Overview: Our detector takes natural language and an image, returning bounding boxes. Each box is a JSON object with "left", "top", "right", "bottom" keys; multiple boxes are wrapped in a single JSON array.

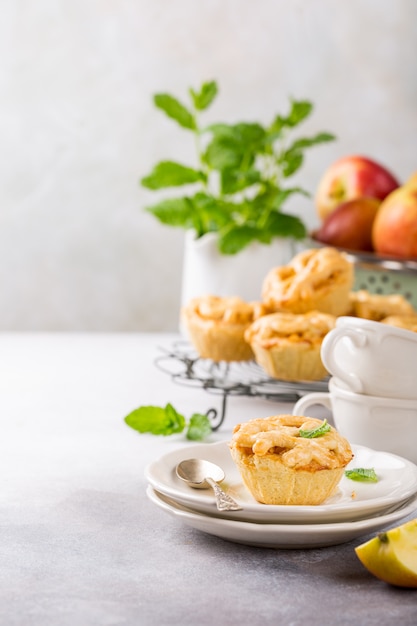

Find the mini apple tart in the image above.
[
  {"left": 381, "top": 315, "right": 417, "bottom": 333},
  {"left": 181, "top": 295, "right": 270, "bottom": 362},
  {"left": 229, "top": 414, "right": 353, "bottom": 505},
  {"left": 244, "top": 310, "right": 336, "bottom": 381},
  {"left": 349, "top": 290, "right": 416, "bottom": 321},
  {"left": 262, "top": 247, "right": 354, "bottom": 316}
]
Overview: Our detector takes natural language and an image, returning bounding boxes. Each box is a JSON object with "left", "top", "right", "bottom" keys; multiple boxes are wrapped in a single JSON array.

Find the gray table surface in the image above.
[{"left": 0, "top": 332, "right": 416, "bottom": 626}]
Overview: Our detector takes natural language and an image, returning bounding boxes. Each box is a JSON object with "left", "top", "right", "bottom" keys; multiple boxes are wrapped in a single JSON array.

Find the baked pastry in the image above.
[
  {"left": 181, "top": 295, "right": 269, "bottom": 362},
  {"left": 229, "top": 414, "right": 353, "bottom": 505},
  {"left": 381, "top": 315, "right": 417, "bottom": 333},
  {"left": 349, "top": 290, "right": 416, "bottom": 321},
  {"left": 244, "top": 311, "right": 336, "bottom": 381},
  {"left": 261, "top": 247, "right": 354, "bottom": 316}
]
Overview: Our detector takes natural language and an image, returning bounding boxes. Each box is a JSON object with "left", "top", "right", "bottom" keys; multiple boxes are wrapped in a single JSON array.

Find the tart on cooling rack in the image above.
[
  {"left": 181, "top": 295, "right": 270, "bottom": 362},
  {"left": 244, "top": 310, "right": 336, "bottom": 382},
  {"left": 261, "top": 247, "right": 354, "bottom": 316},
  {"left": 229, "top": 414, "right": 353, "bottom": 505},
  {"left": 380, "top": 314, "right": 417, "bottom": 333},
  {"left": 348, "top": 289, "right": 416, "bottom": 321}
]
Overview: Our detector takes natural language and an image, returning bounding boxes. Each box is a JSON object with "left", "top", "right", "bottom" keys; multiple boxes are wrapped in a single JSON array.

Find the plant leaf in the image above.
[
  {"left": 299, "top": 419, "right": 331, "bottom": 439},
  {"left": 189, "top": 81, "right": 218, "bottom": 111},
  {"left": 141, "top": 161, "right": 206, "bottom": 189},
  {"left": 263, "top": 211, "right": 307, "bottom": 239},
  {"left": 186, "top": 413, "right": 212, "bottom": 440},
  {"left": 278, "top": 132, "right": 335, "bottom": 178},
  {"left": 280, "top": 150, "right": 304, "bottom": 177},
  {"left": 220, "top": 168, "right": 261, "bottom": 194},
  {"left": 145, "top": 197, "right": 194, "bottom": 228},
  {"left": 164, "top": 403, "right": 187, "bottom": 433},
  {"left": 217, "top": 224, "right": 260, "bottom": 255},
  {"left": 345, "top": 468, "right": 379, "bottom": 483},
  {"left": 191, "top": 192, "right": 231, "bottom": 232},
  {"left": 153, "top": 93, "right": 196, "bottom": 130},
  {"left": 269, "top": 99, "right": 313, "bottom": 135},
  {"left": 234, "top": 123, "right": 266, "bottom": 149},
  {"left": 203, "top": 123, "right": 265, "bottom": 171},
  {"left": 287, "top": 99, "right": 313, "bottom": 126},
  {"left": 289, "top": 132, "right": 336, "bottom": 151},
  {"left": 203, "top": 135, "right": 243, "bottom": 170},
  {"left": 250, "top": 185, "right": 283, "bottom": 212},
  {"left": 124, "top": 403, "right": 186, "bottom": 436}
]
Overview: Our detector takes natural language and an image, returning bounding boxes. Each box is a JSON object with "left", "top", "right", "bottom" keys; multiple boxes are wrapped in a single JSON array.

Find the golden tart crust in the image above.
[
  {"left": 229, "top": 414, "right": 353, "bottom": 505},
  {"left": 262, "top": 247, "right": 354, "bottom": 316},
  {"left": 182, "top": 295, "right": 269, "bottom": 362},
  {"left": 244, "top": 311, "right": 336, "bottom": 381},
  {"left": 349, "top": 290, "right": 416, "bottom": 321},
  {"left": 381, "top": 314, "right": 417, "bottom": 333}
]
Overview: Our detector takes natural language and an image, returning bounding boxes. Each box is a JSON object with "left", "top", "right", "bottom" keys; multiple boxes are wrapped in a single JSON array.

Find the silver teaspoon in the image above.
[{"left": 175, "top": 459, "right": 242, "bottom": 511}]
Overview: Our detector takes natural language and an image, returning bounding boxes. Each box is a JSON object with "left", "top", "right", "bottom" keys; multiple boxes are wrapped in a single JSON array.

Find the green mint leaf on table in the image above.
[
  {"left": 345, "top": 468, "right": 379, "bottom": 483},
  {"left": 299, "top": 419, "right": 331, "bottom": 439},
  {"left": 186, "top": 413, "right": 212, "bottom": 441},
  {"left": 124, "top": 403, "right": 186, "bottom": 436},
  {"left": 153, "top": 94, "right": 196, "bottom": 130},
  {"left": 142, "top": 82, "right": 336, "bottom": 254},
  {"left": 189, "top": 80, "right": 218, "bottom": 111},
  {"left": 124, "top": 403, "right": 212, "bottom": 441},
  {"left": 141, "top": 161, "right": 206, "bottom": 189}
]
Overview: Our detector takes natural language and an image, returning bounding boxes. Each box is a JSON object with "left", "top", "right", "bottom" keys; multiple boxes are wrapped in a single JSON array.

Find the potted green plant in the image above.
[{"left": 141, "top": 80, "right": 335, "bottom": 303}]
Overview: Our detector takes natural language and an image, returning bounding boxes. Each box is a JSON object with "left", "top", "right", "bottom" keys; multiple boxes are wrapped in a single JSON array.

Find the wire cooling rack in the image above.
[{"left": 154, "top": 341, "right": 329, "bottom": 430}]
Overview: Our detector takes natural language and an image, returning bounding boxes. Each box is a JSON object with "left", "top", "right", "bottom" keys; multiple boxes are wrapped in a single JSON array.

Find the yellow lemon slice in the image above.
[{"left": 355, "top": 518, "right": 417, "bottom": 588}]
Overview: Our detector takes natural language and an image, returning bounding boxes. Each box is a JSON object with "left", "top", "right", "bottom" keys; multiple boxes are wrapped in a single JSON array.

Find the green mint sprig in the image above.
[
  {"left": 299, "top": 418, "right": 331, "bottom": 439},
  {"left": 141, "top": 80, "right": 336, "bottom": 255},
  {"left": 124, "top": 403, "right": 212, "bottom": 441},
  {"left": 345, "top": 468, "right": 379, "bottom": 483}
]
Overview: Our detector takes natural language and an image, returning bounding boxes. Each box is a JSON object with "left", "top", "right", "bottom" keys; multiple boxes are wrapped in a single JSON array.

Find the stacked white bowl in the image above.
[{"left": 294, "top": 316, "right": 417, "bottom": 464}]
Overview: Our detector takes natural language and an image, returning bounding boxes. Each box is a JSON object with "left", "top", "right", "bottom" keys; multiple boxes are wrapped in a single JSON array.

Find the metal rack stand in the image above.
[{"left": 154, "top": 341, "right": 328, "bottom": 431}]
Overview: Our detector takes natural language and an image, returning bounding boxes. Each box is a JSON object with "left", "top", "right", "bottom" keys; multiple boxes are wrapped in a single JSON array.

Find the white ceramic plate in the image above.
[
  {"left": 147, "top": 486, "right": 417, "bottom": 549},
  {"left": 145, "top": 441, "right": 417, "bottom": 524}
]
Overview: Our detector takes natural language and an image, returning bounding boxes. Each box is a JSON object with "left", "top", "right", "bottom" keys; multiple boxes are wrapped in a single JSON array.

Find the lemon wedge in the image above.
[{"left": 355, "top": 518, "right": 417, "bottom": 588}]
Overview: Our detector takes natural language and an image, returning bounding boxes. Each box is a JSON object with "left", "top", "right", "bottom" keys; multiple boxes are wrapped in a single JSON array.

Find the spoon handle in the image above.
[{"left": 205, "top": 477, "right": 243, "bottom": 511}]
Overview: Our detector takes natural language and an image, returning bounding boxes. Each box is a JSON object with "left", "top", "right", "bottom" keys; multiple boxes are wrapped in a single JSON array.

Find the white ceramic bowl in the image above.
[
  {"left": 320, "top": 316, "right": 417, "bottom": 399},
  {"left": 293, "top": 377, "right": 417, "bottom": 464}
]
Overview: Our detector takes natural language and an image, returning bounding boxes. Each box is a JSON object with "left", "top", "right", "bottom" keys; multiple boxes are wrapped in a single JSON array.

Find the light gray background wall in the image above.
[{"left": 2, "top": 0, "right": 416, "bottom": 331}]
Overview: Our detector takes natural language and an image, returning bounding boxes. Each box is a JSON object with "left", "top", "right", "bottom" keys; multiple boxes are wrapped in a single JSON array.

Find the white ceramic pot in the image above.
[{"left": 181, "top": 230, "right": 299, "bottom": 306}]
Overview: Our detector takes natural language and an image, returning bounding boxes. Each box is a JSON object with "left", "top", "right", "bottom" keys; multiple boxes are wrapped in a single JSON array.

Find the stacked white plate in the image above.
[{"left": 145, "top": 441, "right": 417, "bottom": 549}]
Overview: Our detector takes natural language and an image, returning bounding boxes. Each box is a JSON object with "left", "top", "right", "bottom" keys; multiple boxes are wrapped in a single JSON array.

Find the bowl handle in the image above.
[
  {"left": 320, "top": 327, "right": 367, "bottom": 393},
  {"left": 293, "top": 392, "right": 332, "bottom": 416}
]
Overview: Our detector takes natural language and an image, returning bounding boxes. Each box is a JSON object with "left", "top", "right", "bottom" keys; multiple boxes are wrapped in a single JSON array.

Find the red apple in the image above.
[
  {"left": 372, "top": 186, "right": 417, "bottom": 258},
  {"left": 313, "top": 197, "right": 380, "bottom": 251},
  {"left": 315, "top": 155, "right": 400, "bottom": 220}
]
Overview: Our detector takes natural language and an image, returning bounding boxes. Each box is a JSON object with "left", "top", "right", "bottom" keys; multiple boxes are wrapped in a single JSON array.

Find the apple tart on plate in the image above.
[{"left": 229, "top": 414, "right": 353, "bottom": 506}]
